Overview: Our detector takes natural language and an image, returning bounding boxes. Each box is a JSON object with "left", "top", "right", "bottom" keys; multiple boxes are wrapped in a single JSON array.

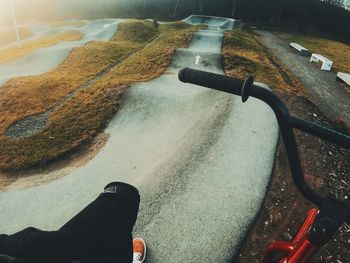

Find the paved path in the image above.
[
  {"left": 257, "top": 30, "right": 350, "bottom": 128},
  {"left": 0, "top": 18, "right": 279, "bottom": 262},
  {"left": 0, "top": 20, "right": 86, "bottom": 51},
  {"left": 0, "top": 19, "right": 122, "bottom": 86}
]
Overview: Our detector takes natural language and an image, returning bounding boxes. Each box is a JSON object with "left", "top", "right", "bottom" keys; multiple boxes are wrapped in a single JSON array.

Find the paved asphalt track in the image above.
[
  {"left": 0, "top": 16, "right": 279, "bottom": 262},
  {"left": 0, "top": 19, "right": 122, "bottom": 86},
  {"left": 0, "top": 19, "right": 89, "bottom": 51}
]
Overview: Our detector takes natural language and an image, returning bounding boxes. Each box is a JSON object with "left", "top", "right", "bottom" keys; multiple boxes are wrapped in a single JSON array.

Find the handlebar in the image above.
[{"left": 178, "top": 68, "right": 350, "bottom": 219}]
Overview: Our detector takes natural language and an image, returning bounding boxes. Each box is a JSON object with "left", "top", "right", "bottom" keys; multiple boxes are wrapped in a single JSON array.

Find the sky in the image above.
[
  {"left": 0, "top": 0, "right": 349, "bottom": 27},
  {"left": 0, "top": 0, "right": 72, "bottom": 24},
  {"left": 0, "top": 0, "right": 132, "bottom": 26},
  {"left": 0, "top": 0, "right": 11, "bottom": 25}
]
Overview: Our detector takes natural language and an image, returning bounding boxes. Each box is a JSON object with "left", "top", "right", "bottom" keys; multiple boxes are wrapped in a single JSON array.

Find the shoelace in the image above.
[{"left": 133, "top": 252, "right": 143, "bottom": 262}]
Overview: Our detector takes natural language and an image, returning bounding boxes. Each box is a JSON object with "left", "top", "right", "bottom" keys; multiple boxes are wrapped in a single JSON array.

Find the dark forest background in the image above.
[
  {"left": 80, "top": 0, "right": 350, "bottom": 39},
  {"left": 8, "top": 0, "right": 350, "bottom": 40}
]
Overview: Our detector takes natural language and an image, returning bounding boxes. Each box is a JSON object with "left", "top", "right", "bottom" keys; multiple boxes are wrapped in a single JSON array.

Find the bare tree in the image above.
[
  {"left": 173, "top": 0, "right": 180, "bottom": 17},
  {"left": 198, "top": 0, "right": 207, "bottom": 14},
  {"left": 143, "top": 0, "right": 147, "bottom": 17},
  {"left": 192, "top": 0, "right": 196, "bottom": 14},
  {"left": 10, "top": 0, "right": 21, "bottom": 46},
  {"left": 231, "top": 0, "right": 238, "bottom": 18},
  {"left": 323, "top": 0, "right": 344, "bottom": 7}
]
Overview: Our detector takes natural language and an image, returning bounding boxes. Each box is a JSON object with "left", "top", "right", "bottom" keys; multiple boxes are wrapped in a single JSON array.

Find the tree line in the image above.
[
  {"left": 109, "top": 0, "right": 350, "bottom": 40},
  {"left": 11, "top": 0, "right": 350, "bottom": 40}
]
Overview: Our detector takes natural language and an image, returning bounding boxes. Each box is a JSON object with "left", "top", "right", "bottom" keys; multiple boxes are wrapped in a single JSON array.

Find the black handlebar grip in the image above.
[{"left": 178, "top": 68, "right": 245, "bottom": 96}]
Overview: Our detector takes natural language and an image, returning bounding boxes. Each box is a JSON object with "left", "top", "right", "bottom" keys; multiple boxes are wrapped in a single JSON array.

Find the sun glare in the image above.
[{"left": 0, "top": 0, "right": 12, "bottom": 27}]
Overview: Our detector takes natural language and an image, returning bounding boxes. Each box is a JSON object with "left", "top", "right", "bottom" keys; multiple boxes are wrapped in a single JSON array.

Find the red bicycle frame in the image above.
[{"left": 262, "top": 209, "right": 319, "bottom": 263}]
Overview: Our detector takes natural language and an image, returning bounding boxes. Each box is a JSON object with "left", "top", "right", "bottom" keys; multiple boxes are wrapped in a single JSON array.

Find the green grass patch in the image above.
[
  {"left": 223, "top": 29, "right": 305, "bottom": 96},
  {"left": 224, "top": 55, "right": 258, "bottom": 74},
  {"left": 117, "top": 20, "right": 159, "bottom": 43},
  {"left": 223, "top": 29, "right": 261, "bottom": 52},
  {"left": 275, "top": 32, "right": 350, "bottom": 73}
]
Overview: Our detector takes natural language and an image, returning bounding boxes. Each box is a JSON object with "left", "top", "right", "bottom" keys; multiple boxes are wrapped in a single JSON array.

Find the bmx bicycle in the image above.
[{"left": 178, "top": 68, "right": 350, "bottom": 263}]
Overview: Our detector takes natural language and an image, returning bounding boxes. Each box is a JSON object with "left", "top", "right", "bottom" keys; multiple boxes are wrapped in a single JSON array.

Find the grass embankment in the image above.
[
  {"left": 223, "top": 28, "right": 305, "bottom": 96},
  {"left": 0, "top": 30, "right": 83, "bottom": 64},
  {"left": 224, "top": 29, "right": 350, "bottom": 263},
  {"left": 276, "top": 32, "right": 350, "bottom": 73},
  {"left": 0, "top": 20, "right": 198, "bottom": 171},
  {"left": 0, "top": 28, "right": 33, "bottom": 47},
  {"left": 51, "top": 20, "right": 87, "bottom": 28}
]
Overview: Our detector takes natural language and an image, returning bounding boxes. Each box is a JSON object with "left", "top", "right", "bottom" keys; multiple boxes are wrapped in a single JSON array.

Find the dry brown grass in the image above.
[
  {"left": 0, "top": 27, "right": 33, "bottom": 47},
  {"left": 51, "top": 20, "right": 87, "bottom": 28},
  {"left": 0, "top": 20, "right": 198, "bottom": 171},
  {"left": 275, "top": 32, "right": 350, "bottom": 73},
  {"left": 223, "top": 29, "right": 305, "bottom": 96},
  {"left": 0, "top": 21, "right": 156, "bottom": 128},
  {"left": 0, "top": 30, "right": 83, "bottom": 64}
]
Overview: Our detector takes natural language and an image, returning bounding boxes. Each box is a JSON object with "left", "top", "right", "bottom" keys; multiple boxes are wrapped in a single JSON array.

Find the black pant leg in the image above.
[
  {"left": 59, "top": 182, "right": 140, "bottom": 261},
  {"left": 0, "top": 228, "right": 71, "bottom": 263},
  {"left": 0, "top": 182, "right": 140, "bottom": 263}
]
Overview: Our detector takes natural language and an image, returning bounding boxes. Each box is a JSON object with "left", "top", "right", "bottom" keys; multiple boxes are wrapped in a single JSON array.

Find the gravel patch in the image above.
[{"left": 5, "top": 112, "right": 51, "bottom": 138}]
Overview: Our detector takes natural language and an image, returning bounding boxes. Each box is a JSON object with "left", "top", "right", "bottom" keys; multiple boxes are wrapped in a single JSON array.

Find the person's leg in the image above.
[
  {"left": 60, "top": 182, "right": 140, "bottom": 262},
  {"left": 0, "top": 182, "right": 140, "bottom": 263},
  {"left": 0, "top": 227, "right": 71, "bottom": 263}
]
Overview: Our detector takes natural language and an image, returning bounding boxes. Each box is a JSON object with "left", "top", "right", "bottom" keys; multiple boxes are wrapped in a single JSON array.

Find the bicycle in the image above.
[{"left": 178, "top": 68, "right": 350, "bottom": 263}]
